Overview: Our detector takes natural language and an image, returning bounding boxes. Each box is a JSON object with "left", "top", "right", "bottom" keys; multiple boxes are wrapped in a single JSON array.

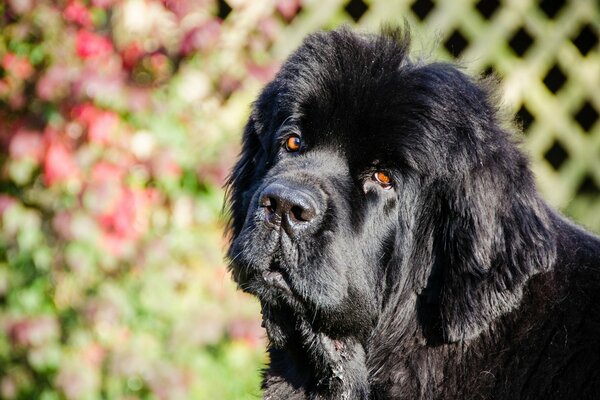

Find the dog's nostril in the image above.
[
  {"left": 260, "top": 196, "right": 276, "bottom": 214},
  {"left": 266, "top": 197, "right": 276, "bottom": 214},
  {"left": 290, "top": 205, "right": 303, "bottom": 222},
  {"left": 290, "top": 205, "right": 315, "bottom": 222}
]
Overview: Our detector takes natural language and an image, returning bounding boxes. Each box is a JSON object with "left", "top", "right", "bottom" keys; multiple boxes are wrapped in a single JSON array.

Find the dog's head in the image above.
[{"left": 226, "top": 27, "right": 556, "bottom": 348}]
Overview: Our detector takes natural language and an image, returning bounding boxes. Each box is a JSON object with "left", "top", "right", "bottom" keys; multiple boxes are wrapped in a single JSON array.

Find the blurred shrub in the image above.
[{"left": 0, "top": 1, "right": 293, "bottom": 398}]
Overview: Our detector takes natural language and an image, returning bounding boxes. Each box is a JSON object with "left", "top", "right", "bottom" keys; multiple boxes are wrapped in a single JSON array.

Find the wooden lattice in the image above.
[{"left": 222, "top": 0, "right": 600, "bottom": 231}]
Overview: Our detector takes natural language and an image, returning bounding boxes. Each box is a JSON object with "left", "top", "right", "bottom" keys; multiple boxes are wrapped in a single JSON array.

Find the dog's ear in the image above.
[
  {"left": 432, "top": 156, "right": 557, "bottom": 342},
  {"left": 397, "top": 64, "right": 559, "bottom": 342},
  {"left": 224, "top": 114, "right": 264, "bottom": 237},
  {"left": 225, "top": 82, "right": 279, "bottom": 237}
]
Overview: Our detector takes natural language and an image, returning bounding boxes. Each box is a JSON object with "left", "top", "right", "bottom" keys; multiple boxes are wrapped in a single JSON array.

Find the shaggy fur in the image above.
[{"left": 225, "top": 27, "right": 600, "bottom": 399}]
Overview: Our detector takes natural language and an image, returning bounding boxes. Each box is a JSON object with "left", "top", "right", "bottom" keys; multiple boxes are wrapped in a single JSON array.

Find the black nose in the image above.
[{"left": 259, "top": 183, "right": 320, "bottom": 236}]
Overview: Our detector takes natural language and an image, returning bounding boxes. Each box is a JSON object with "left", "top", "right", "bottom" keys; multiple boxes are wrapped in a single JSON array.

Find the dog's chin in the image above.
[
  {"left": 251, "top": 263, "right": 300, "bottom": 307},
  {"left": 262, "top": 268, "right": 293, "bottom": 295},
  {"left": 230, "top": 212, "right": 301, "bottom": 291},
  {"left": 229, "top": 232, "right": 299, "bottom": 305}
]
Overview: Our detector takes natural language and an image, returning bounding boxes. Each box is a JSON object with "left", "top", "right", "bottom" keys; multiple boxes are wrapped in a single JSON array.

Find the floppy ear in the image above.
[
  {"left": 225, "top": 80, "right": 281, "bottom": 237},
  {"left": 225, "top": 114, "right": 265, "bottom": 237},
  {"left": 432, "top": 157, "right": 557, "bottom": 342}
]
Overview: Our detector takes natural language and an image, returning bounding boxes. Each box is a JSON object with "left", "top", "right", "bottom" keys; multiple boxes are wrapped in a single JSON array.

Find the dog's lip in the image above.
[{"left": 262, "top": 269, "right": 292, "bottom": 294}]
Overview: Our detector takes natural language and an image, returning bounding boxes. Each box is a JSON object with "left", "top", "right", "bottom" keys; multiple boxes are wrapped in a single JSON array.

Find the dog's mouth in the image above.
[
  {"left": 262, "top": 266, "right": 292, "bottom": 295},
  {"left": 253, "top": 225, "right": 298, "bottom": 296}
]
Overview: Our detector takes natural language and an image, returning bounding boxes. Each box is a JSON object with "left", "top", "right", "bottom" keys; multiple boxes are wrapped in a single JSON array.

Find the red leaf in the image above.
[
  {"left": 2, "top": 53, "right": 33, "bottom": 80},
  {"left": 44, "top": 140, "right": 79, "bottom": 186},
  {"left": 76, "top": 30, "right": 114, "bottom": 59},
  {"left": 64, "top": 0, "right": 93, "bottom": 28}
]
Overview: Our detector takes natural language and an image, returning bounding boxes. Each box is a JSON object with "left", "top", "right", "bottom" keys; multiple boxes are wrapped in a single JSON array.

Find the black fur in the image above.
[{"left": 225, "top": 27, "right": 600, "bottom": 399}]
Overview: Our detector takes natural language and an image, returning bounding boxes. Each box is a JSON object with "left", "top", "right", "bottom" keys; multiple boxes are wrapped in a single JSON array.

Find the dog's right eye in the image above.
[
  {"left": 373, "top": 171, "right": 393, "bottom": 189},
  {"left": 284, "top": 134, "right": 302, "bottom": 153}
]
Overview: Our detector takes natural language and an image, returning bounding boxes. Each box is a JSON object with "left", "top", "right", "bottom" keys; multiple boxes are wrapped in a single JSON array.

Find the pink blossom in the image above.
[
  {"left": 91, "top": 0, "right": 116, "bottom": 8},
  {"left": 76, "top": 30, "right": 113, "bottom": 59},
  {"left": 84, "top": 298, "right": 121, "bottom": 327},
  {"left": 88, "top": 111, "right": 119, "bottom": 144},
  {"left": 148, "top": 363, "right": 192, "bottom": 400},
  {"left": 91, "top": 161, "right": 126, "bottom": 184},
  {"left": 71, "top": 102, "right": 98, "bottom": 124},
  {"left": 126, "top": 86, "right": 153, "bottom": 112},
  {"left": 52, "top": 211, "right": 74, "bottom": 240},
  {"left": 142, "top": 53, "right": 172, "bottom": 83},
  {"left": 181, "top": 20, "right": 221, "bottom": 55},
  {"left": 99, "top": 192, "right": 138, "bottom": 240},
  {"left": 153, "top": 151, "right": 182, "bottom": 180},
  {"left": 0, "top": 195, "right": 16, "bottom": 216},
  {"left": 85, "top": 162, "right": 127, "bottom": 218},
  {"left": 277, "top": 0, "right": 302, "bottom": 21},
  {"left": 0, "top": 375, "right": 18, "bottom": 399},
  {"left": 86, "top": 162, "right": 159, "bottom": 257},
  {"left": 259, "top": 16, "right": 280, "bottom": 41},
  {"left": 9, "top": 128, "right": 44, "bottom": 162},
  {"left": 2, "top": 53, "right": 34, "bottom": 80},
  {"left": 44, "top": 140, "right": 79, "bottom": 186},
  {"left": 71, "top": 104, "right": 120, "bottom": 144},
  {"left": 55, "top": 358, "right": 100, "bottom": 400},
  {"left": 198, "top": 163, "right": 230, "bottom": 187},
  {"left": 219, "top": 74, "right": 242, "bottom": 97},
  {"left": 82, "top": 342, "right": 106, "bottom": 367},
  {"left": 150, "top": 53, "right": 169, "bottom": 73},
  {"left": 228, "top": 318, "right": 264, "bottom": 349},
  {"left": 7, "top": 0, "right": 35, "bottom": 15},
  {"left": 120, "top": 41, "right": 144, "bottom": 70},
  {"left": 72, "top": 62, "right": 126, "bottom": 99},
  {"left": 64, "top": 1, "right": 93, "bottom": 28},
  {"left": 247, "top": 61, "right": 280, "bottom": 83},
  {"left": 36, "top": 64, "right": 74, "bottom": 101},
  {"left": 7, "top": 91, "right": 25, "bottom": 109},
  {"left": 97, "top": 187, "right": 157, "bottom": 257},
  {"left": 8, "top": 316, "right": 59, "bottom": 347},
  {"left": 161, "top": 0, "right": 209, "bottom": 19}
]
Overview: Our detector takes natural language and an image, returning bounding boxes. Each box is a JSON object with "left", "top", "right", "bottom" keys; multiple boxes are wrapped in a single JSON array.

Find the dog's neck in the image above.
[{"left": 263, "top": 316, "right": 370, "bottom": 399}]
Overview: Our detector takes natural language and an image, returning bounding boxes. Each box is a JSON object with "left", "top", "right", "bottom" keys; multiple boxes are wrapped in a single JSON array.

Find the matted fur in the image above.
[{"left": 225, "top": 27, "right": 600, "bottom": 399}]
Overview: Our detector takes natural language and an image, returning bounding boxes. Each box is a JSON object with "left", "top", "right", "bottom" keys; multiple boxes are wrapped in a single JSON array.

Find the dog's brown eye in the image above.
[
  {"left": 373, "top": 171, "right": 392, "bottom": 189},
  {"left": 285, "top": 135, "right": 302, "bottom": 152}
]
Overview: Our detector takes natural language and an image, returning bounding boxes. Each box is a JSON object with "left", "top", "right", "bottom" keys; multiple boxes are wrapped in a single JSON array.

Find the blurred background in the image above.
[{"left": 0, "top": 0, "right": 598, "bottom": 399}]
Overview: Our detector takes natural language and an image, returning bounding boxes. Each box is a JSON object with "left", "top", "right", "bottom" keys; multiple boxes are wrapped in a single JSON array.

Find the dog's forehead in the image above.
[
  {"left": 300, "top": 104, "right": 400, "bottom": 166},
  {"left": 268, "top": 31, "right": 418, "bottom": 163},
  {"left": 281, "top": 69, "right": 405, "bottom": 164},
  {"left": 264, "top": 28, "right": 492, "bottom": 172}
]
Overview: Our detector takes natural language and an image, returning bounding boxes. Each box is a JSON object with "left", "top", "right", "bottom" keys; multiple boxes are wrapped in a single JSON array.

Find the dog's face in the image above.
[
  {"left": 230, "top": 142, "right": 395, "bottom": 339},
  {"left": 226, "top": 28, "right": 555, "bottom": 348},
  {"left": 228, "top": 30, "right": 421, "bottom": 344}
]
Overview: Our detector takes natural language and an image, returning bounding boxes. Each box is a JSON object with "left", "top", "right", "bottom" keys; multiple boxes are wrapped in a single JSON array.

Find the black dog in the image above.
[{"left": 225, "top": 27, "right": 600, "bottom": 399}]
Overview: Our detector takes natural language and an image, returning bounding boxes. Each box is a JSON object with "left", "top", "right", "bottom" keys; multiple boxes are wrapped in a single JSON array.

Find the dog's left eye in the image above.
[
  {"left": 284, "top": 134, "right": 302, "bottom": 153},
  {"left": 373, "top": 171, "right": 392, "bottom": 189}
]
